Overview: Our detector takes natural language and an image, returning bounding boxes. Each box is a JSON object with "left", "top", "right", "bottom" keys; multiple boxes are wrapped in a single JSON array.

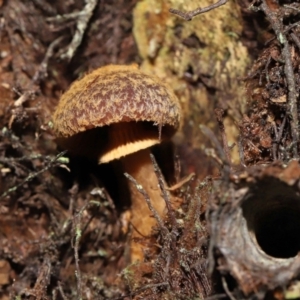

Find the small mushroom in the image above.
[{"left": 52, "top": 64, "right": 181, "bottom": 262}]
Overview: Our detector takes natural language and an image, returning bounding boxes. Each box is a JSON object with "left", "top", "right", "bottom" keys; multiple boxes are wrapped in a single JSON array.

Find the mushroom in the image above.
[{"left": 52, "top": 64, "right": 181, "bottom": 262}]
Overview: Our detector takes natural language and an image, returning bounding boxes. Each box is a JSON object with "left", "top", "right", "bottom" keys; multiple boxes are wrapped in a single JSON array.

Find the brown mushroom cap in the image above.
[{"left": 52, "top": 64, "right": 181, "bottom": 162}]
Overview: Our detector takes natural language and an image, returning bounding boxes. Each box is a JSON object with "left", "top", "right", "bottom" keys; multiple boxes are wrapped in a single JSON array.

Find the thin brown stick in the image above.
[
  {"left": 272, "top": 123, "right": 278, "bottom": 160},
  {"left": 13, "top": 36, "right": 64, "bottom": 106},
  {"left": 150, "top": 154, "right": 180, "bottom": 278},
  {"left": 238, "top": 135, "right": 246, "bottom": 167},
  {"left": 264, "top": 22, "right": 299, "bottom": 45},
  {"left": 124, "top": 172, "right": 167, "bottom": 233},
  {"left": 205, "top": 294, "right": 227, "bottom": 300},
  {"left": 72, "top": 205, "right": 86, "bottom": 300},
  {"left": 284, "top": 5, "right": 300, "bottom": 12},
  {"left": 0, "top": 151, "right": 68, "bottom": 199},
  {"left": 200, "top": 125, "right": 230, "bottom": 179},
  {"left": 260, "top": 0, "right": 299, "bottom": 158},
  {"left": 0, "top": 154, "right": 44, "bottom": 163},
  {"left": 276, "top": 114, "right": 287, "bottom": 160},
  {"left": 170, "top": 0, "right": 228, "bottom": 21},
  {"left": 277, "top": 114, "right": 287, "bottom": 143},
  {"left": 150, "top": 154, "right": 178, "bottom": 234},
  {"left": 8, "top": 36, "right": 64, "bottom": 127},
  {"left": 57, "top": 0, "right": 99, "bottom": 61},
  {"left": 221, "top": 277, "right": 237, "bottom": 300},
  {"left": 167, "top": 172, "right": 195, "bottom": 191},
  {"left": 291, "top": 31, "right": 300, "bottom": 51},
  {"left": 57, "top": 282, "right": 68, "bottom": 300},
  {"left": 32, "top": 36, "right": 64, "bottom": 85},
  {"left": 113, "top": 282, "right": 169, "bottom": 300},
  {"left": 264, "top": 55, "right": 272, "bottom": 83},
  {"left": 174, "top": 154, "right": 181, "bottom": 184},
  {"left": 215, "top": 108, "right": 232, "bottom": 167},
  {"left": 31, "top": 256, "right": 51, "bottom": 299}
]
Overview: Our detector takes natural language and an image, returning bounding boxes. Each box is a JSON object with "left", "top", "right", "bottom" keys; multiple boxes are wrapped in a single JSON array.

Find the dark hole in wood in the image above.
[{"left": 242, "top": 180, "right": 300, "bottom": 259}]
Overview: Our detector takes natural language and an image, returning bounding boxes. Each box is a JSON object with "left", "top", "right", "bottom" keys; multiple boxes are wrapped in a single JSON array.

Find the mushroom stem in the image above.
[{"left": 121, "top": 148, "right": 166, "bottom": 262}]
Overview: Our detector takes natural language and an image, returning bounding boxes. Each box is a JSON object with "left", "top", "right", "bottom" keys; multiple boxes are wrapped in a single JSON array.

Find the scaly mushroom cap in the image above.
[
  {"left": 53, "top": 64, "right": 180, "bottom": 137},
  {"left": 52, "top": 64, "right": 181, "bottom": 162}
]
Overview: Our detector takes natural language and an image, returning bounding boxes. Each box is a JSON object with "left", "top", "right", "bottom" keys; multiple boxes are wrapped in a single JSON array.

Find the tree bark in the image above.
[{"left": 133, "top": 0, "right": 250, "bottom": 178}]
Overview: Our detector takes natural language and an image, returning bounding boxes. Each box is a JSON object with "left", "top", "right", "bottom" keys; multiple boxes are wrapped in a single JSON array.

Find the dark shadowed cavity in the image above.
[{"left": 242, "top": 179, "right": 300, "bottom": 258}]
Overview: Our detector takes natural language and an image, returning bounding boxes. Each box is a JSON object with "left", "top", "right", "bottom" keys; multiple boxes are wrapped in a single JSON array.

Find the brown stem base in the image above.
[{"left": 121, "top": 148, "right": 166, "bottom": 262}]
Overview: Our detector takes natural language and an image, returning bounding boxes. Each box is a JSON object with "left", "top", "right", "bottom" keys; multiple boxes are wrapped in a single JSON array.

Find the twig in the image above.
[
  {"left": 0, "top": 151, "right": 67, "bottom": 199},
  {"left": 284, "top": 5, "right": 300, "bottom": 12},
  {"left": 22, "top": 256, "right": 51, "bottom": 299},
  {"left": 221, "top": 277, "right": 237, "bottom": 300},
  {"left": 260, "top": 0, "right": 299, "bottom": 158},
  {"left": 167, "top": 172, "right": 195, "bottom": 191},
  {"left": 72, "top": 204, "right": 88, "bottom": 300},
  {"left": 32, "top": 0, "right": 57, "bottom": 15},
  {"left": 57, "top": 0, "right": 99, "bottom": 61},
  {"left": 12, "top": 90, "right": 35, "bottom": 109},
  {"left": 73, "top": 222, "right": 82, "bottom": 300},
  {"left": 272, "top": 123, "right": 278, "bottom": 160},
  {"left": 13, "top": 36, "right": 63, "bottom": 102},
  {"left": 8, "top": 36, "right": 64, "bottom": 127},
  {"left": 277, "top": 114, "right": 287, "bottom": 144},
  {"left": 202, "top": 147, "right": 224, "bottom": 166},
  {"left": 215, "top": 108, "right": 232, "bottom": 168},
  {"left": 0, "top": 154, "right": 44, "bottom": 163},
  {"left": 32, "top": 36, "right": 65, "bottom": 85},
  {"left": 57, "top": 282, "right": 68, "bottom": 300},
  {"left": 182, "top": 185, "right": 203, "bottom": 241},
  {"left": 238, "top": 135, "right": 246, "bottom": 167},
  {"left": 124, "top": 172, "right": 167, "bottom": 233},
  {"left": 150, "top": 154, "right": 183, "bottom": 282},
  {"left": 264, "top": 55, "right": 272, "bottom": 83},
  {"left": 204, "top": 293, "right": 227, "bottom": 300},
  {"left": 169, "top": 0, "right": 228, "bottom": 21},
  {"left": 273, "top": 122, "right": 279, "bottom": 141},
  {"left": 68, "top": 183, "right": 79, "bottom": 216},
  {"left": 0, "top": 17, "right": 5, "bottom": 41},
  {"left": 113, "top": 282, "right": 169, "bottom": 300},
  {"left": 174, "top": 155, "right": 181, "bottom": 183},
  {"left": 150, "top": 154, "right": 177, "bottom": 231},
  {"left": 264, "top": 22, "right": 299, "bottom": 45},
  {"left": 273, "top": 114, "right": 287, "bottom": 160},
  {"left": 70, "top": 200, "right": 102, "bottom": 299},
  {"left": 32, "top": 256, "right": 51, "bottom": 297},
  {"left": 199, "top": 124, "right": 230, "bottom": 178},
  {"left": 291, "top": 31, "right": 300, "bottom": 52},
  {"left": 47, "top": 11, "right": 88, "bottom": 23}
]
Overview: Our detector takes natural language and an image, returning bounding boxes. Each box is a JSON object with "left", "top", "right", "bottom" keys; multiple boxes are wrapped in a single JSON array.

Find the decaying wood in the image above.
[{"left": 209, "top": 161, "right": 300, "bottom": 298}]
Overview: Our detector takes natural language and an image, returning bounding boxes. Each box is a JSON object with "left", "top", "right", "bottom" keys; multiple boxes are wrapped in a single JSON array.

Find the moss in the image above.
[{"left": 133, "top": 0, "right": 251, "bottom": 168}]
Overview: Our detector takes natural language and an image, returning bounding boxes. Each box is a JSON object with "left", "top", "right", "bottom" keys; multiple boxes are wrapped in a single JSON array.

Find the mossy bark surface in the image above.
[{"left": 133, "top": 0, "right": 250, "bottom": 177}]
